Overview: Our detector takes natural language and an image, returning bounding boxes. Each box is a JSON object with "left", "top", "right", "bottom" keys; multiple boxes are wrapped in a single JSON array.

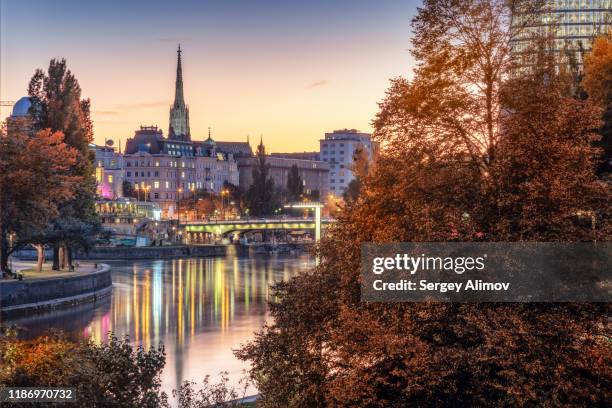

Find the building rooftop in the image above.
[
  {"left": 214, "top": 141, "right": 253, "bottom": 157},
  {"left": 11, "top": 97, "right": 32, "bottom": 117}
]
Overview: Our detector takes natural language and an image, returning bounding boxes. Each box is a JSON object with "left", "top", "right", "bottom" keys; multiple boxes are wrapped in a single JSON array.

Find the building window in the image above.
[
  {"left": 126, "top": 161, "right": 131, "bottom": 167},
  {"left": 108, "top": 175, "right": 113, "bottom": 183},
  {"left": 181, "top": 171, "right": 185, "bottom": 178},
  {"left": 154, "top": 171, "right": 159, "bottom": 177},
  {"left": 127, "top": 172, "right": 131, "bottom": 177},
  {"left": 154, "top": 181, "right": 159, "bottom": 189},
  {"left": 165, "top": 181, "right": 169, "bottom": 189},
  {"left": 154, "top": 193, "right": 159, "bottom": 199},
  {"left": 155, "top": 161, "right": 160, "bottom": 167}
]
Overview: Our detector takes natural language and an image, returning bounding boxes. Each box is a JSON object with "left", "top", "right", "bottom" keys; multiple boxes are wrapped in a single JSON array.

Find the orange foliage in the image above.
[{"left": 583, "top": 35, "right": 612, "bottom": 106}]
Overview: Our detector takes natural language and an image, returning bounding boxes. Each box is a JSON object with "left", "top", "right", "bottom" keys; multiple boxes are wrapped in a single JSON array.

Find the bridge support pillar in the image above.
[{"left": 315, "top": 206, "right": 321, "bottom": 242}]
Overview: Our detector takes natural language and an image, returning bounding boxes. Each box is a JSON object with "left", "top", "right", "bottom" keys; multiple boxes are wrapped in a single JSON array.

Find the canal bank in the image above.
[
  {"left": 13, "top": 244, "right": 312, "bottom": 262},
  {"left": 0, "top": 263, "right": 112, "bottom": 317},
  {"left": 73, "top": 243, "right": 311, "bottom": 260}
]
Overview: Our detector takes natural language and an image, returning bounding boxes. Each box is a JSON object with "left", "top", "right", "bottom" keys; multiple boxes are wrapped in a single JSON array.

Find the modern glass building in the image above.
[{"left": 511, "top": 0, "right": 612, "bottom": 65}]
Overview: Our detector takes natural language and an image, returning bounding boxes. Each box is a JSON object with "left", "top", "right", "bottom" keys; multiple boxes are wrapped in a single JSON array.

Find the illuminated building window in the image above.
[
  {"left": 154, "top": 181, "right": 160, "bottom": 189},
  {"left": 108, "top": 175, "right": 113, "bottom": 183}
]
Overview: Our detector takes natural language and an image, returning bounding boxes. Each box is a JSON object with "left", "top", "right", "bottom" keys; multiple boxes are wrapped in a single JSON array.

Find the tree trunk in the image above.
[
  {"left": 0, "top": 226, "right": 8, "bottom": 273},
  {"left": 66, "top": 246, "right": 73, "bottom": 271},
  {"left": 52, "top": 245, "right": 60, "bottom": 271},
  {"left": 35, "top": 244, "right": 45, "bottom": 273},
  {"left": 59, "top": 246, "right": 66, "bottom": 270}
]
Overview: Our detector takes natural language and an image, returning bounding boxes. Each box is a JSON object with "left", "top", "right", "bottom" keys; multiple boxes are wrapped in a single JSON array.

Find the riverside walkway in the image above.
[{"left": 0, "top": 261, "right": 111, "bottom": 316}]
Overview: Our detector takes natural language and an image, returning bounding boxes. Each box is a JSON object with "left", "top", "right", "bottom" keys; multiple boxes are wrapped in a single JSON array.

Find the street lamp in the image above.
[
  {"left": 221, "top": 189, "right": 229, "bottom": 219},
  {"left": 190, "top": 186, "right": 196, "bottom": 221},
  {"left": 177, "top": 187, "right": 183, "bottom": 224},
  {"left": 134, "top": 184, "right": 140, "bottom": 201}
]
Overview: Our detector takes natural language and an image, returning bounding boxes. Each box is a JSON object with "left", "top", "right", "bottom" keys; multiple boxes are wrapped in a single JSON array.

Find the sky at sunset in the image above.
[{"left": 1, "top": 0, "right": 418, "bottom": 152}]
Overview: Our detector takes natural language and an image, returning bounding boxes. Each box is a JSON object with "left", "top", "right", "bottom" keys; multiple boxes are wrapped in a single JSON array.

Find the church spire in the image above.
[
  {"left": 169, "top": 44, "right": 190, "bottom": 141},
  {"left": 174, "top": 44, "right": 185, "bottom": 108}
]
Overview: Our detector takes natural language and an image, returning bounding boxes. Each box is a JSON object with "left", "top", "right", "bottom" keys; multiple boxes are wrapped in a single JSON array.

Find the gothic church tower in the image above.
[{"left": 168, "top": 45, "right": 191, "bottom": 141}]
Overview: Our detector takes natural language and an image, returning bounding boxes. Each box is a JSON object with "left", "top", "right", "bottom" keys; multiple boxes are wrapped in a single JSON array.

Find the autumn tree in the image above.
[
  {"left": 583, "top": 34, "right": 612, "bottom": 176},
  {"left": 0, "top": 332, "right": 167, "bottom": 407},
  {"left": 28, "top": 59, "right": 100, "bottom": 270},
  {"left": 245, "top": 141, "right": 277, "bottom": 216},
  {"left": 237, "top": 1, "right": 611, "bottom": 406},
  {"left": 343, "top": 146, "right": 370, "bottom": 204},
  {"left": 286, "top": 164, "right": 304, "bottom": 202},
  {"left": 0, "top": 124, "right": 79, "bottom": 273}
]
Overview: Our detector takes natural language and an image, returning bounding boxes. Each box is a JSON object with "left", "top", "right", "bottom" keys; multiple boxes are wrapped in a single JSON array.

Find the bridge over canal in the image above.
[{"left": 182, "top": 217, "right": 335, "bottom": 241}]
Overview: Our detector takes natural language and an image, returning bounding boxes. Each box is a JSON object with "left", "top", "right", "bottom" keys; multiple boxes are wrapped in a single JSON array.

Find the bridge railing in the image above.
[{"left": 183, "top": 216, "right": 336, "bottom": 225}]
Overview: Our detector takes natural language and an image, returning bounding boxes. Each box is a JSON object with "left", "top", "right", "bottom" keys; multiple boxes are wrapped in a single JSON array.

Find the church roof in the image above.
[{"left": 215, "top": 141, "right": 253, "bottom": 157}]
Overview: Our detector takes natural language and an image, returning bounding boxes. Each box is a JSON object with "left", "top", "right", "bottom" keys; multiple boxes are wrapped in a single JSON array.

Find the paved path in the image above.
[{"left": 1, "top": 261, "right": 98, "bottom": 283}]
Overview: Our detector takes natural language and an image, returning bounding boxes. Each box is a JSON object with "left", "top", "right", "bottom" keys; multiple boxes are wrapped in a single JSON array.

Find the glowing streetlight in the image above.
[{"left": 177, "top": 187, "right": 184, "bottom": 224}]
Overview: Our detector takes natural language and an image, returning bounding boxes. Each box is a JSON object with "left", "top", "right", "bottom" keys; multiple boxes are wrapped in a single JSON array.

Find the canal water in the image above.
[{"left": 4, "top": 252, "right": 314, "bottom": 398}]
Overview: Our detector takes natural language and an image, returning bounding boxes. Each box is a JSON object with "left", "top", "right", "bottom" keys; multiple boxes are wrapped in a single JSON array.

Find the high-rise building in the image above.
[
  {"left": 168, "top": 45, "right": 191, "bottom": 141},
  {"left": 511, "top": 1, "right": 612, "bottom": 65},
  {"left": 319, "top": 129, "right": 378, "bottom": 197}
]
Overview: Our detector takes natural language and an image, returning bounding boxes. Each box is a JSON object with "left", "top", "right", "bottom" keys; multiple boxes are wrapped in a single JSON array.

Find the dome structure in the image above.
[
  {"left": 203, "top": 135, "right": 216, "bottom": 147},
  {"left": 11, "top": 97, "right": 32, "bottom": 117}
]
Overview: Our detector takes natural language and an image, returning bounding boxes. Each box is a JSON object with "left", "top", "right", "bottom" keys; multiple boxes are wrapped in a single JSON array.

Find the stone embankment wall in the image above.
[
  {"left": 75, "top": 243, "right": 311, "bottom": 260},
  {"left": 0, "top": 264, "right": 112, "bottom": 316}
]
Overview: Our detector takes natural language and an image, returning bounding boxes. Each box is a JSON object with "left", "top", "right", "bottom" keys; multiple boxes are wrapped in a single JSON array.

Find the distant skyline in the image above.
[{"left": 0, "top": 0, "right": 418, "bottom": 152}]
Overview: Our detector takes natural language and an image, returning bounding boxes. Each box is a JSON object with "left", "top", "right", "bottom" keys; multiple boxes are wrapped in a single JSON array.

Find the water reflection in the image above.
[{"left": 5, "top": 253, "right": 313, "bottom": 396}]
